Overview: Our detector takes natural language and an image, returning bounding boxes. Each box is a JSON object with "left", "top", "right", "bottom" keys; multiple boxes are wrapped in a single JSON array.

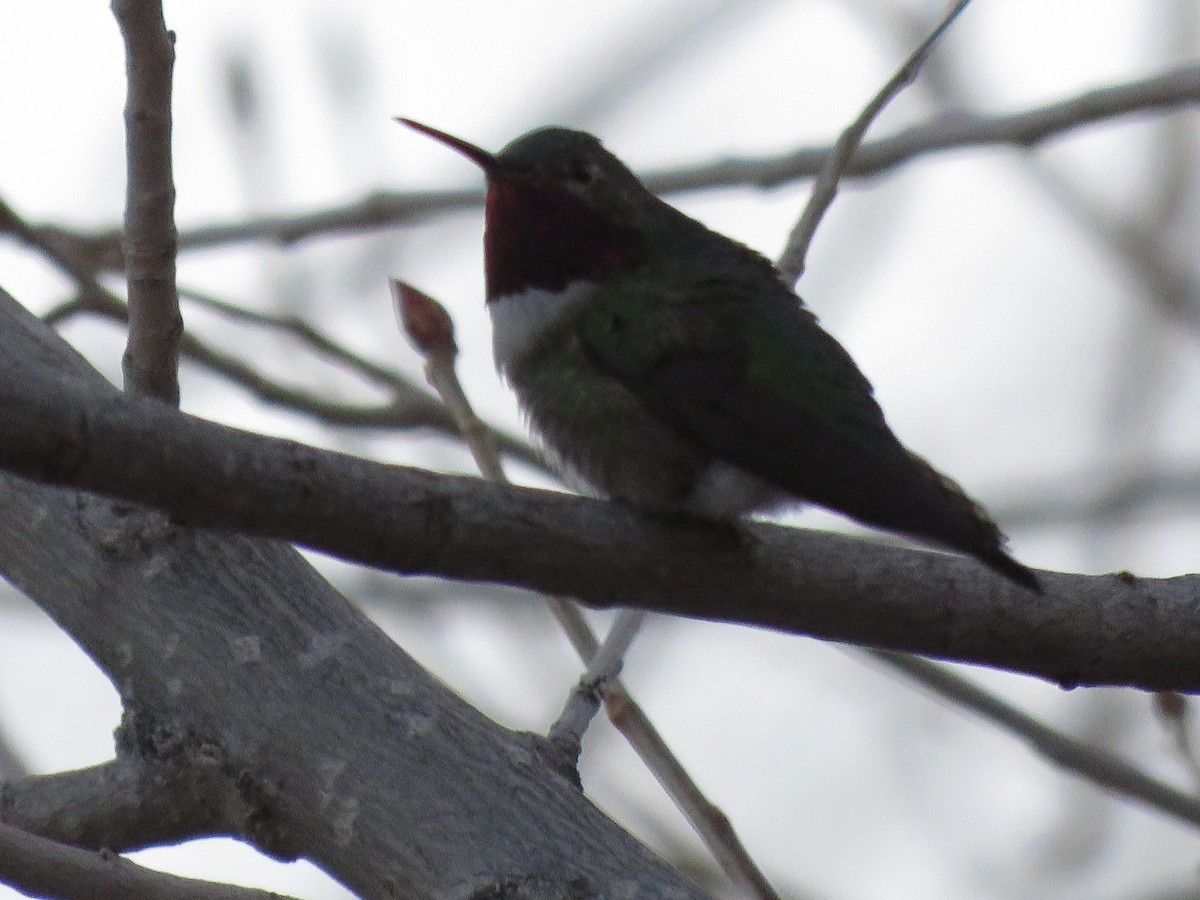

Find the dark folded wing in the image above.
[{"left": 579, "top": 271, "right": 1038, "bottom": 590}]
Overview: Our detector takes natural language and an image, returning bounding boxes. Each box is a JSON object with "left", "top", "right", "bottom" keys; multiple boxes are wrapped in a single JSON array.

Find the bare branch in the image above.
[
  {"left": 776, "top": 0, "right": 972, "bottom": 285},
  {"left": 0, "top": 821, "right": 293, "bottom": 900},
  {"left": 553, "top": 605, "right": 794, "bottom": 900},
  {"left": 13, "top": 66, "right": 1198, "bottom": 260},
  {"left": 0, "top": 284, "right": 1195, "bottom": 693},
  {"left": 1, "top": 757, "right": 235, "bottom": 852},
  {"left": 866, "top": 651, "right": 1200, "bottom": 831},
  {"left": 178, "top": 285, "right": 409, "bottom": 392},
  {"left": 112, "top": 0, "right": 182, "bottom": 403},
  {"left": 174, "top": 187, "right": 479, "bottom": 248},
  {"left": 56, "top": 288, "right": 545, "bottom": 469},
  {"left": 0, "top": 197, "right": 116, "bottom": 298},
  {"left": 867, "top": 6, "right": 1200, "bottom": 339},
  {"left": 0, "top": 200, "right": 543, "bottom": 469},
  {"left": 652, "top": 63, "right": 1200, "bottom": 190}
]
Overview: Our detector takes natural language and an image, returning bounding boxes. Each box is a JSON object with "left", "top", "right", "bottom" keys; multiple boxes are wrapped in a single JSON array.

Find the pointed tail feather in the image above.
[{"left": 895, "top": 454, "right": 1042, "bottom": 594}]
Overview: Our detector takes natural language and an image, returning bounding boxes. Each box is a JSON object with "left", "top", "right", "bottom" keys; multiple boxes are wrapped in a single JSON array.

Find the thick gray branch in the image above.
[
  {"left": 0, "top": 287, "right": 706, "bottom": 898},
  {"left": 0, "top": 289, "right": 1189, "bottom": 693}
]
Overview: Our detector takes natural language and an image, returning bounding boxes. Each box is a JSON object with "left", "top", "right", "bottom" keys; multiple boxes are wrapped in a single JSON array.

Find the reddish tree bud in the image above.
[{"left": 391, "top": 279, "right": 458, "bottom": 358}]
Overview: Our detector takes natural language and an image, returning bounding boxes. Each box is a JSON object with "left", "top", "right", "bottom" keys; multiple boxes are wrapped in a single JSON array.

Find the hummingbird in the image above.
[{"left": 398, "top": 118, "right": 1040, "bottom": 593}]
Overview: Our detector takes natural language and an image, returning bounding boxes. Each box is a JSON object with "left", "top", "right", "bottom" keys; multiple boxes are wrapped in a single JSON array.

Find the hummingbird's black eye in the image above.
[{"left": 565, "top": 157, "right": 601, "bottom": 186}]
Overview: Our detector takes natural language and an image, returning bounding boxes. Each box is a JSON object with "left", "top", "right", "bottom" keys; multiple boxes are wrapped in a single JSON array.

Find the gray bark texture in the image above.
[{"left": 0, "top": 285, "right": 708, "bottom": 898}]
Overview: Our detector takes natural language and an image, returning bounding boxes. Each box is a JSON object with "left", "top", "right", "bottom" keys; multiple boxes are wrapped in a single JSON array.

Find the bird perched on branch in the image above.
[{"left": 399, "top": 118, "right": 1040, "bottom": 593}]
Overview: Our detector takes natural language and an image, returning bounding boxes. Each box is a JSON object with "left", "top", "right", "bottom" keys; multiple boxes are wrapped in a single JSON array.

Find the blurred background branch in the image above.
[{"left": 3, "top": 63, "right": 1194, "bottom": 261}]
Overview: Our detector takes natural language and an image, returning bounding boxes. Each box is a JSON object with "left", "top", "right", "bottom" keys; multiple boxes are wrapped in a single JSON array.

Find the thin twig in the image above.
[
  {"left": 873, "top": 4, "right": 1200, "bottom": 338},
  {"left": 112, "top": 0, "right": 182, "bottom": 403},
  {"left": 772, "top": 5, "right": 1200, "bottom": 836},
  {"left": 867, "top": 651, "right": 1200, "bottom": 829},
  {"left": 654, "top": 63, "right": 1200, "bottom": 191},
  {"left": 547, "top": 607, "right": 648, "bottom": 771},
  {"left": 177, "top": 284, "right": 421, "bottom": 393},
  {"left": 0, "top": 199, "right": 545, "bottom": 469},
  {"left": 13, "top": 65, "right": 1199, "bottom": 262},
  {"left": 549, "top": 606, "right": 651, "bottom": 772},
  {"left": 391, "top": 280, "right": 784, "bottom": 900},
  {"left": 0, "top": 820, "right": 295, "bottom": 900},
  {"left": 582, "top": 609, "right": 648, "bottom": 685},
  {"left": 0, "top": 198, "right": 114, "bottom": 298},
  {"left": 71, "top": 291, "right": 545, "bottom": 468},
  {"left": 392, "top": 280, "right": 641, "bottom": 749},
  {"left": 1155, "top": 693, "right": 1200, "bottom": 790},
  {"left": 776, "top": 0, "right": 972, "bottom": 285}
]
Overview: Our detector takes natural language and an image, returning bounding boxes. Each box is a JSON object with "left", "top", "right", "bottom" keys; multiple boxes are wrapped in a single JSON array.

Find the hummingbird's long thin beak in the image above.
[{"left": 395, "top": 118, "right": 498, "bottom": 174}]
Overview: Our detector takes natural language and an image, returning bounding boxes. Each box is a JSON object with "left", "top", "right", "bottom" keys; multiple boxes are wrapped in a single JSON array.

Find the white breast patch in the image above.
[{"left": 489, "top": 281, "right": 595, "bottom": 374}]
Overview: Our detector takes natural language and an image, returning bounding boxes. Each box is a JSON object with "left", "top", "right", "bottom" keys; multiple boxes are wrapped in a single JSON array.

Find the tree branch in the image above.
[
  {"left": 112, "top": 0, "right": 182, "bottom": 403},
  {"left": 178, "top": 284, "right": 417, "bottom": 393},
  {"left": 866, "top": 651, "right": 1200, "bottom": 829},
  {"left": 1, "top": 757, "right": 234, "bottom": 851},
  {"left": 12, "top": 65, "right": 1199, "bottom": 261},
  {"left": 0, "top": 287, "right": 709, "bottom": 898},
  {"left": 776, "top": 0, "right": 972, "bottom": 284},
  {"left": 0, "top": 286, "right": 1190, "bottom": 693},
  {"left": 0, "top": 821, "right": 294, "bottom": 900},
  {"left": 0, "top": 195, "right": 543, "bottom": 469},
  {"left": 54, "top": 288, "right": 545, "bottom": 469},
  {"left": 651, "top": 62, "right": 1200, "bottom": 190}
]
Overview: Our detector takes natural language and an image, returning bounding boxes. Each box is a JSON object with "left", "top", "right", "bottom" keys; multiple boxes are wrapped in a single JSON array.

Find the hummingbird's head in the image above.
[{"left": 398, "top": 119, "right": 648, "bottom": 300}]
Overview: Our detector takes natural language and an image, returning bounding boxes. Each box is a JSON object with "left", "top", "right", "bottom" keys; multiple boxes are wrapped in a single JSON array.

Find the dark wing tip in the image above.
[{"left": 904, "top": 458, "right": 1042, "bottom": 594}]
